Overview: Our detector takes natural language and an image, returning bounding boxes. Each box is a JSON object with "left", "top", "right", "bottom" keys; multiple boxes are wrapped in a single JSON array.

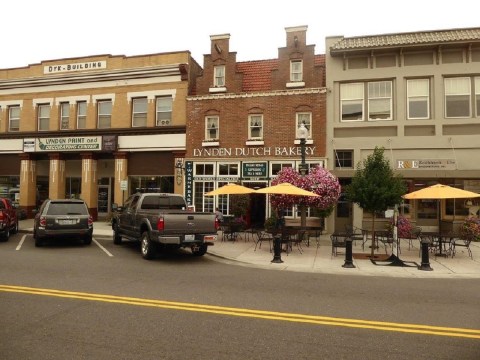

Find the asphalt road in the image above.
[{"left": 1, "top": 233, "right": 479, "bottom": 359}]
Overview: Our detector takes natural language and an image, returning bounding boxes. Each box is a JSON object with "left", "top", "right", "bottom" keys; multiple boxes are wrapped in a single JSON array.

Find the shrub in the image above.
[{"left": 386, "top": 214, "right": 413, "bottom": 238}]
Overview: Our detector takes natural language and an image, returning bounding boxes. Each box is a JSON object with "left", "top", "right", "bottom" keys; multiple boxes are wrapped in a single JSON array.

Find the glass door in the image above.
[{"left": 97, "top": 185, "right": 110, "bottom": 217}]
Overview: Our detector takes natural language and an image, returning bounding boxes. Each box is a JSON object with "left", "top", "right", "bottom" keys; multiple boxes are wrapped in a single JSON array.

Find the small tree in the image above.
[{"left": 345, "top": 147, "right": 407, "bottom": 257}]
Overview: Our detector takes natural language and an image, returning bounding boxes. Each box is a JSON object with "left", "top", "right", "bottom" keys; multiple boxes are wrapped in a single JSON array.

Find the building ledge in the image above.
[
  {"left": 202, "top": 141, "right": 219, "bottom": 147},
  {"left": 246, "top": 140, "right": 265, "bottom": 146}
]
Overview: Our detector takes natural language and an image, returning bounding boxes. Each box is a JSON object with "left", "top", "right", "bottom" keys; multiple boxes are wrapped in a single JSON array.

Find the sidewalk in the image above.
[{"left": 18, "top": 219, "right": 480, "bottom": 278}]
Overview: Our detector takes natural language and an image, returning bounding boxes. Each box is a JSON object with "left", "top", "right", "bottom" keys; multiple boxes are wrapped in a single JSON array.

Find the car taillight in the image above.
[
  {"left": 157, "top": 217, "right": 164, "bottom": 231},
  {"left": 88, "top": 216, "right": 93, "bottom": 226},
  {"left": 39, "top": 216, "right": 47, "bottom": 227},
  {"left": 215, "top": 217, "right": 220, "bottom": 230}
]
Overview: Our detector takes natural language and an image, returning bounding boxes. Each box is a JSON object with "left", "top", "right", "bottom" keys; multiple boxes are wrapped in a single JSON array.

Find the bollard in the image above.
[
  {"left": 342, "top": 237, "right": 356, "bottom": 268},
  {"left": 418, "top": 238, "right": 433, "bottom": 271},
  {"left": 271, "top": 235, "right": 284, "bottom": 263}
]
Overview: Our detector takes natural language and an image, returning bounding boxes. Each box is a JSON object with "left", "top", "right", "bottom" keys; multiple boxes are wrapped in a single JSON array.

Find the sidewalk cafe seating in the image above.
[
  {"left": 255, "top": 228, "right": 275, "bottom": 252},
  {"left": 452, "top": 236, "right": 474, "bottom": 259},
  {"left": 401, "top": 226, "right": 422, "bottom": 250},
  {"left": 345, "top": 225, "right": 366, "bottom": 250},
  {"left": 418, "top": 233, "right": 440, "bottom": 257},
  {"left": 330, "top": 233, "right": 349, "bottom": 256},
  {"left": 375, "top": 230, "right": 397, "bottom": 254}
]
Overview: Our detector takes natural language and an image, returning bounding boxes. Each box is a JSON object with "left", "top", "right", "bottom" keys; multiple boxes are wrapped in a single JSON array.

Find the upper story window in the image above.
[
  {"left": 218, "top": 163, "right": 239, "bottom": 176},
  {"left": 340, "top": 83, "right": 364, "bottom": 121},
  {"left": 132, "top": 97, "right": 147, "bottom": 127},
  {"left": 334, "top": 150, "right": 353, "bottom": 169},
  {"left": 445, "top": 77, "right": 471, "bottom": 118},
  {"left": 38, "top": 104, "right": 50, "bottom": 131},
  {"left": 296, "top": 113, "right": 312, "bottom": 138},
  {"left": 8, "top": 105, "right": 20, "bottom": 132},
  {"left": 248, "top": 115, "right": 263, "bottom": 139},
  {"left": 476, "top": 77, "right": 480, "bottom": 117},
  {"left": 206, "top": 116, "right": 219, "bottom": 140},
  {"left": 407, "top": 79, "right": 430, "bottom": 119},
  {"left": 290, "top": 60, "right": 303, "bottom": 82},
  {"left": 60, "top": 102, "right": 70, "bottom": 130},
  {"left": 77, "top": 101, "right": 87, "bottom": 129},
  {"left": 368, "top": 81, "right": 392, "bottom": 120},
  {"left": 340, "top": 81, "right": 392, "bottom": 121},
  {"left": 195, "top": 163, "right": 214, "bottom": 176},
  {"left": 97, "top": 100, "right": 112, "bottom": 129},
  {"left": 214, "top": 66, "right": 225, "bottom": 87},
  {"left": 156, "top": 96, "right": 172, "bottom": 126}
]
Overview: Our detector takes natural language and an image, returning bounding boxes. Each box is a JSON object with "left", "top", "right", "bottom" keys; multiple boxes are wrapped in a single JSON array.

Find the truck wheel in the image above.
[
  {"left": 113, "top": 223, "right": 122, "bottom": 245},
  {"left": 11, "top": 221, "right": 19, "bottom": 235},
  {"left": 0, "top": 228, "right": 9, "bottom": 242},
  {"left": 35, "top": 236, "right": 43, "bottom": 247},
  {"left": 192, "top": 244, "right": 208, "bottom": 256},
  {"left": 141, "top": 231, "right": 156, "bottom": 260},
  {"left": 84, "top": 235, "right": 92, "bottom": 245}
]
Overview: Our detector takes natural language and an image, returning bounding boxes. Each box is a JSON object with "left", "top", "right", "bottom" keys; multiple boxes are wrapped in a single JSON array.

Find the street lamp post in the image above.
[{"left": 298, "top": 123, "right": 309, "bottom": 230}]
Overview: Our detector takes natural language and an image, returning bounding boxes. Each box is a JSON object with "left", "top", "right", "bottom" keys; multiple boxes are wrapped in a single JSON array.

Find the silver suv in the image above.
[{"left": 33, "top": 199, "right": 93, "bottom": 247}]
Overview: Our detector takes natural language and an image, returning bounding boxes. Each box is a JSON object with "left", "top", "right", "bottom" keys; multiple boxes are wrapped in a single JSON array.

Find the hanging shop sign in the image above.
[
  {"left": 242, "top": 162, "right": 267, "bottom": 178},
  {"left": 32, "top": 136, "right": 103, "bottom": 152},
  {"left": 396, "top": 159, "right": 456, "bottom": 170}
]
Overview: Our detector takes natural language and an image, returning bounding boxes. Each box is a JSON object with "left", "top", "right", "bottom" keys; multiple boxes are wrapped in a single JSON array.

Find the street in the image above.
[{"left": 1, "top": 233, "right": 479, "bottom": 359}]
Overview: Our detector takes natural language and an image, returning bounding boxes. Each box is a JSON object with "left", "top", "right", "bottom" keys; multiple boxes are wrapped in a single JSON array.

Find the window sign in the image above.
[{"left": 243, "top": 162, "right": 267, "bottom": 178}]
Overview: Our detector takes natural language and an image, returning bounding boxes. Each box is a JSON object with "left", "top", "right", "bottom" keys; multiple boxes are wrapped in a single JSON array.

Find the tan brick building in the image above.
[
  {"left": 0, "top": 52, "right": 201, "bottom": 219},
  {"left": 185, "top": 26, "right": 327, "bottom": 227}
]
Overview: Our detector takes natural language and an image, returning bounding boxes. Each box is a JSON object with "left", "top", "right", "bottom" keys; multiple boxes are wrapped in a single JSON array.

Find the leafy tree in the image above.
[{"left": 345, "top": 147, "right": 407, "bottom": 257}]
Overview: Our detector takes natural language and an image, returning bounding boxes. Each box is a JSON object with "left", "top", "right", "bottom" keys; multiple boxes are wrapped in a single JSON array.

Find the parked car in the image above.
[
  {"left": 33, "top": 199, "right": 93, "bottom": 247},
  {"left": 0, "top": 197, "right": 19, "bottom": 241}
]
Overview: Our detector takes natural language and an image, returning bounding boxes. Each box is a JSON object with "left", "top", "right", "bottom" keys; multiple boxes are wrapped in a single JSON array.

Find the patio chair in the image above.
[
  {"left": 451, "top": 236, "right": 473, "bottom": 259},
  {"left": 330, "top": 233, "right": 348, "bottom": 256},
  {"left": 402, "top": 226, "right": 421, "bottom": 250},
  {"left": 375, "top": 230, "right": 398, "bottom": 254},
  {"left": 345, "top": 225, "right": 366, "bottom": 249},
  {"left": 254, "top": 229, "right": 276, "bottom": 252}
]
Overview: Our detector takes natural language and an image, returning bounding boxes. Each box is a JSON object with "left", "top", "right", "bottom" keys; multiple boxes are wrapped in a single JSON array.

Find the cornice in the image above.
[
  {"left": 0, "top": 64, "right": 184, "bottom": 90},
  {"left": 187, "top": 87, "right": 327, "bottom": 101}
]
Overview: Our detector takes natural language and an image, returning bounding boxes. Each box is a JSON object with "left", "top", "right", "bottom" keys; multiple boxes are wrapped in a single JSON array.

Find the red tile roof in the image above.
[
  {"left": 236, "top": 59, "right": 278, "bottom": 92},
  {"left": 236, "top": 55, "right": 324, "bottom": 92}
]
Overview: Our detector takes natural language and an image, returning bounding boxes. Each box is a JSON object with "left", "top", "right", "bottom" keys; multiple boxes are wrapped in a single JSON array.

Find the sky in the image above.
[{"left": 1, "top": 0, "right": 478, "bottom": 70}]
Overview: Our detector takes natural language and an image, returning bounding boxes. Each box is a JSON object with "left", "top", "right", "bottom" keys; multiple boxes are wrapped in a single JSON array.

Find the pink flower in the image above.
[{"left": 269, "top": 165, "right": 341, "bottom": 213}]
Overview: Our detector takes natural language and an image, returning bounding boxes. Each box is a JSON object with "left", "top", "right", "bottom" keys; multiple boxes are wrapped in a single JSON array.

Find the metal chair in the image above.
[
  {"left": 451, "top": 236, "right": 473, "bottom": 259},
  {"left": 330, "top": 233, "right": 348, "bottom": 256}
]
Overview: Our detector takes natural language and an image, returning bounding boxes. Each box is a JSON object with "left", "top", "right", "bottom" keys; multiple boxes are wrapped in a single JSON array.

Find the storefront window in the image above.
[
  {"left": 65, "top": 177, "right": 81, "bottom": 199},
  {"left": 194, "top": 181, "right": 214, "bottom": 213},
  {"left": 129, "top": 176, "right": 174, "bottom": 194},
  {"left": 0, "top": 176, "right": 20, "bottom": 205}
]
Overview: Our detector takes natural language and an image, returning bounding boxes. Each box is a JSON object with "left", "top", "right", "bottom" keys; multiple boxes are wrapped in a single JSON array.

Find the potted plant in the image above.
[{"left": 460, "top": 216, "right": 480, "bottom": 241}]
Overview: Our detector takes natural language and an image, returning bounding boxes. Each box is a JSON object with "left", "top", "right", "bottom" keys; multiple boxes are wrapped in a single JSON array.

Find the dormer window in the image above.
[
  {"left": 290, "top": 60, "right": 303, "bottom": 82},
  {"left": 214, "top": 66, "right": 225, "bottom": 87}
]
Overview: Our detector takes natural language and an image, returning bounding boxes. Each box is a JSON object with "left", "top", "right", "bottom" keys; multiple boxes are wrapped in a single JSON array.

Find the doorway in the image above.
[{"left": 97, "top": 185, "right": 110, "bottom": 219}]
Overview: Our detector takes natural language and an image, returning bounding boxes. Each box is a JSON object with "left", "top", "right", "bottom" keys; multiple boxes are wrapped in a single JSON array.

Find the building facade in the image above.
[
  {"left": 326, "top": 27, "right": 480, "bottom": 233},
  {"left": 0, "top": 52, "right": 201, "bottom": 219},
  {"left": 185, "top": 26, "right": 327, "bottom": 228}
]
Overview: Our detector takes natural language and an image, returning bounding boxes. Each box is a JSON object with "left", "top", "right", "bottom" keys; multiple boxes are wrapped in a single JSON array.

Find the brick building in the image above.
[
  {"left": 0, "top": 52, "right": 201, "bottom": 219},
  {"left": 185, "top": 26, "right": 327, "bottom": 227}
]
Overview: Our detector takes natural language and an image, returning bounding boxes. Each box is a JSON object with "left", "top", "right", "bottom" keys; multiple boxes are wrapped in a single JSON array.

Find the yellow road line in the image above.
[{"left": 1, "top": 284, "right": 479, "bottom": 339}]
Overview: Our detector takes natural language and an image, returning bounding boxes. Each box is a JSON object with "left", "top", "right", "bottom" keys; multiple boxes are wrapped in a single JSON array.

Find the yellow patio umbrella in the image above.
[
  {"left": 205, "top": 183, "right": 256, "bottom": 196},
  {"left": 255, "top": 182, "right": 319, "bottom": 197},
  {"left": 403, "top": 184, "right": 480, "bottom": 200}
]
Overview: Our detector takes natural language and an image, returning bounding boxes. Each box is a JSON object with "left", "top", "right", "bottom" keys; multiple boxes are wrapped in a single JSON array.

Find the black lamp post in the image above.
[{"left": 298, "top": 123, "right": 309, "bottom": 230}]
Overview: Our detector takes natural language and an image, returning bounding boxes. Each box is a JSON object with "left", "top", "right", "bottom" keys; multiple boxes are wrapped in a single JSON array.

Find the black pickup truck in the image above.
[{"left": 111, "top": 193, "right": 219, "bottom": 259}]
